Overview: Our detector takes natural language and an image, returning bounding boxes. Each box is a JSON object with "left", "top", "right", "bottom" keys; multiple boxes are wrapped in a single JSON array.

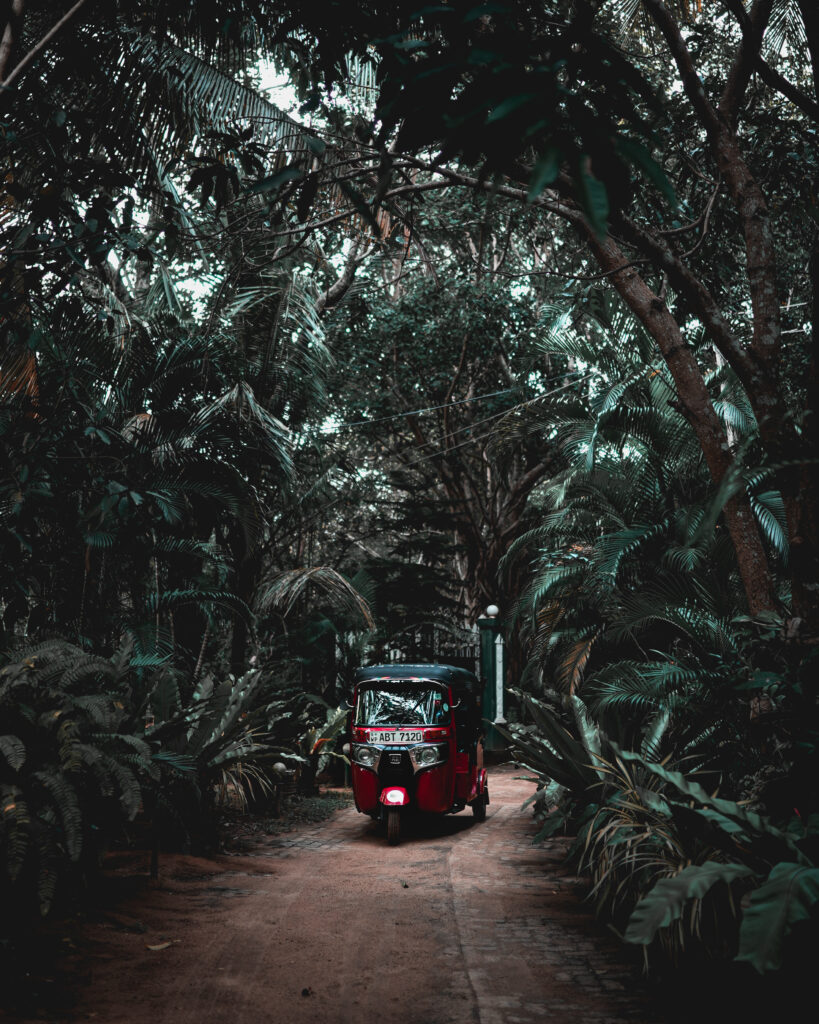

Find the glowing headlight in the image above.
[
  {"left": 353, "top": 745, "right": 377, "bottom": 768},
  {"left": 385, "top": 789, "right": 405, "bottom": 804}
]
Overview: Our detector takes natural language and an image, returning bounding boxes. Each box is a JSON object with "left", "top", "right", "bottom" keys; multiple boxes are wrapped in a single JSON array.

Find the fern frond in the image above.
[
  {"left": 0, "top": 735, "right": 26, "bottom": 772},
  {"left": 32, "top": 771, "right": 83, "bottom": 862},
  {"left": 750, "top": 489, "right": 788, "bottom": 562},
  {"left": 0, "top": 787, "right": 30, "bottom": 880}
]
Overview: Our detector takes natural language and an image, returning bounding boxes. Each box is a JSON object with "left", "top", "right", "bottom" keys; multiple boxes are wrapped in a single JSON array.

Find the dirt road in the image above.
[{"left": 20, "top": 767, "right": 663, "bottom": 1024}]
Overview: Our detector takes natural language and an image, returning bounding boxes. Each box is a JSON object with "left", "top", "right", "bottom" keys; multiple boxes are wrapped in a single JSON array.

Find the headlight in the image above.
[
  {"left": 411, "top": 744, "right": 447, "bottom": 770},
  {"left": 353, "top": 744, "right": 377, "bottom": 768}
]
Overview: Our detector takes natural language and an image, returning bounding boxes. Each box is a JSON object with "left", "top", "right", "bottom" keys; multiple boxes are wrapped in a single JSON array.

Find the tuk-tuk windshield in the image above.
[{"left": 355, "top": 683, "right": 449, "bottom": 727}]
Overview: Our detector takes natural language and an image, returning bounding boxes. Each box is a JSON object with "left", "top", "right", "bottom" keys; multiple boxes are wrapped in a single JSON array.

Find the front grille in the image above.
[{"left": 377, "top": 747, "right": 415, "bottom": 792}]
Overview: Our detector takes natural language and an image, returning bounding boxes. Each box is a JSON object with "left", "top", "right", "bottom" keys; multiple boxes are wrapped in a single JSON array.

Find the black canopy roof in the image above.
[{"left": 354, "top": 663, "right": 481, "bottom": 701}]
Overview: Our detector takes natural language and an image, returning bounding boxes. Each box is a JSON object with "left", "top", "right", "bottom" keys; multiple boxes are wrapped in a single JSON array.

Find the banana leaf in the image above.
[
  {"left": 624, "top": 861, "right": 754, "bottom": 945},
  {"left": 736, "top": 863, "right": 819, "bottom": 973}
]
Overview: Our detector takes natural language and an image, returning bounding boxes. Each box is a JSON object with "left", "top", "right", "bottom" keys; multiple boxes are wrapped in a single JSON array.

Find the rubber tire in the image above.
[
  {"left": 472, "top": 786, "right": 488, "bottom": 822},
  {"left": 387, "top": 807, "right": 401, "bottom": 845}
]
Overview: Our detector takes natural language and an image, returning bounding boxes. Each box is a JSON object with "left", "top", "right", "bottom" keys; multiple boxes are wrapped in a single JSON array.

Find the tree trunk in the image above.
[
  {"left": 787, "top": 241, "right": 819, "bottom": 636},
  {"left": 584, "top": 231, "right": 777, "bottom": 615}
]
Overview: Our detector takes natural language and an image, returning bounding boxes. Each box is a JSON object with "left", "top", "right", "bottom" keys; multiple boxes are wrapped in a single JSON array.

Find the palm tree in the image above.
[{"left": 509, "top": 303, "right": 787, "bottom": 764}]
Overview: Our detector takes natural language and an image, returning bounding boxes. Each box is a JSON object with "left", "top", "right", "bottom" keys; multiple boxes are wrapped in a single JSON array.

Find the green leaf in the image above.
[
  {"left": 625, "top": 862, "right": 754, "bottom": 945},
  {"left": 494, "top": 722, "right": 590, "bottom": 792},
  {"left": 533, "top": 807, "right": 571, "bottom": 842},
  {"left": 487, "top": 93, "right": 535, "bottom": 124},
  {"left": 613, "top": 746, "right": 795, "bottom": 851},
  {"left": 247, "top": 167, "right": 302, "bottom": 194},
  {"left": 522, "top": 694, "right": 594, "bottom": 775},
  {"left": 337, "top": 181, "right": 383, "bottom": 236},
  {"left": 528, "top": 146, "right": 560, "bottom": 202},
  {"left": 305, "top": 135, "right": 326, "bottom": 157},
  {"left": 616, "top": 137, "right": 676, "bottom": 205},
  {"left": 737, "top": 863, "right": 819, "bottom": 973}
]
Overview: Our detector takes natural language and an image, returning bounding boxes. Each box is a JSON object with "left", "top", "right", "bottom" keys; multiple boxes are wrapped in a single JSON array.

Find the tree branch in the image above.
[
  {"left": 641, "top": 0, "right": 724, "bottom": 141},
  {"left": 719, "top": 0, "right": 774, "bottom": 125},
  {"left": 314, "top": 236, "right": 367, "bottom": 315},
  {"left": 643, "top": 0, "right": 782, "bottom": 405},
  {"left": 722, "top": 0, "right": 819, "bottom": 123},
  {"left": 615, "top": 213, "right": 758, "bottom": 388},
  {"left": 0, "top": 0, "right": 24, "bottom": 84},
  {"left": 1, "top": 0, "right": 87, "bottom": 90}
]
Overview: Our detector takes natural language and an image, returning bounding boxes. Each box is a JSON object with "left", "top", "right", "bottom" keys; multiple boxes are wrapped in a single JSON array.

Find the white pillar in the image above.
[{"left": 494, "top": 633, "right": 506, "bottom": 723}]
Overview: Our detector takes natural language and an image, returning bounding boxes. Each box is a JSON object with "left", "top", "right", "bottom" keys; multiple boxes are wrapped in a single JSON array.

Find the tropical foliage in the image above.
[
  {"left": 500, "top": 298, "right": 818, "bottom": 972},
  {"left": 1, "top": 0, "right": 818, "bottom": 989}
]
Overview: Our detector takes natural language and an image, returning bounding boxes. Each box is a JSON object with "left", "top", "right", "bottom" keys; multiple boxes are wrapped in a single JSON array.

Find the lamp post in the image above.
[{"left": 478, "top": 604, "right": 506, "bottom": 751}]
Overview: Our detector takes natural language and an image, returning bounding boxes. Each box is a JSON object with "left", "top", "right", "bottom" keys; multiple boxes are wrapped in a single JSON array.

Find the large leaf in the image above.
[
  {"left": 613, "top": 746, "right": 795, "bottom": 853},
  {"left": 518, "top": 692, "right": 593, "bottom": 772},
  {"left": 494, "top": 722, "right": 594, "bottom": 792},
  {"left": 624, "top": 862, "right": 754, "bottom": 945},
  {"left": 736, "top": 863, "right": 819, "bottom": 973}
]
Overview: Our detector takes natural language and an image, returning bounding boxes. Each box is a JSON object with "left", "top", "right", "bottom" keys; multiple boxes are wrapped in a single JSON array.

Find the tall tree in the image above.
[
  {"left": 326, "top": 213, "right": 561, "bottom": 627},
  {"left": 262, "top": 0, "right": 819, "bottom": 634}
]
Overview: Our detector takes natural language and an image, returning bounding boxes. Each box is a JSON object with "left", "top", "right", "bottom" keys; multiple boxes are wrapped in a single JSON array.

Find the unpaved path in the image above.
[{"left": 20, "top": 767, "right": 665, "bottom": 1024}]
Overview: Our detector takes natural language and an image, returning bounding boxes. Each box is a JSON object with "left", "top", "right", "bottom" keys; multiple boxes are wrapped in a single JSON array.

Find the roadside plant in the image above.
[
  {"left": 503, "top": 693, "right": 819, "bottom": 973},
  {"left": 0, "top": 641, "right": 149, "bottom": 918},
  {"left": 616, "top": 749, "right": 819, "bottom": 975},
  {"left": 297, "top": 704, "right": 351, "bottom": 795}
]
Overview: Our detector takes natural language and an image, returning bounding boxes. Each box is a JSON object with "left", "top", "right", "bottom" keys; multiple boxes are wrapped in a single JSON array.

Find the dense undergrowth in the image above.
[
  {"left": 0, "top": 636, "right": 349, "bottom": 932},
  {"left": 499, "top": 310, "right": 819, "bottom": 976}
]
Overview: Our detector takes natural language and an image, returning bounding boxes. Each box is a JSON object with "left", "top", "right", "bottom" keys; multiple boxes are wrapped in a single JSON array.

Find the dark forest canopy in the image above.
[
  {"left": 1, "top": 0, "right": 818, "bottom": 973},
  {"left": 2, "top": 0, "right": 817, "bottom": 635}
]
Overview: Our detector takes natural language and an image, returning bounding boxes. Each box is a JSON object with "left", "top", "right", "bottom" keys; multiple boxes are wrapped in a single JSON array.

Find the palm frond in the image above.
[{"left": 256, "top": 567, "right": 374, "bottom": 628}]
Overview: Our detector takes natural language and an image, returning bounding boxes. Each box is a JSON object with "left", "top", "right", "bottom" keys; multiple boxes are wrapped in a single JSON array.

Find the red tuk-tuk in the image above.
[{"left": 348, "top": 663, "right": 488, "bottom": 844}]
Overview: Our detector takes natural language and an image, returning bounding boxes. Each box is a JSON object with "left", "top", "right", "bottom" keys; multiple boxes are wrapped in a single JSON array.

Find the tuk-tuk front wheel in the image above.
[{"left": 387, "top": 808, "right": 400, "bottom": 845}]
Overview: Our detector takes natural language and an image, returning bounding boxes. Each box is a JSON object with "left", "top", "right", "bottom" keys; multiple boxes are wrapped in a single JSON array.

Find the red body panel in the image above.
[
  {"left": 454, "top": 771, "right": 471, "bottom": 801},
  {"left": 352, "top": 763, "right": 380, "bottom": 813},
  {"left": 415, "top": 762, "right": 455, "bottom": 814}
]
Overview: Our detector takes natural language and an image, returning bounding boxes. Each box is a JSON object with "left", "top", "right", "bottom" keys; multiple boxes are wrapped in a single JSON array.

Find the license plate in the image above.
[{"left": 370, "top": 730, "right": 424, "bottom": 744}]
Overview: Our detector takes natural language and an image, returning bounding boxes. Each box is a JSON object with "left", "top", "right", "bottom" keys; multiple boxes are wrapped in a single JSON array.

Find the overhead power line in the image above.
[
  {"left": 337, "top": 386, "right": 522, "bottom": 428},
  {"left": 335, "top": 369, "right": 588, "bottom": 430},
  {"left": 397, "top": 370, "right": 600, "bottom": 469}
]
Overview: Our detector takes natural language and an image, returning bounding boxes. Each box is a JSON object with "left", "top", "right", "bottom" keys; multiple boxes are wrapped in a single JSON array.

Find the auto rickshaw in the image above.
[{"left": 348, "top": 663, "right": 489, "bottom": 845}]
